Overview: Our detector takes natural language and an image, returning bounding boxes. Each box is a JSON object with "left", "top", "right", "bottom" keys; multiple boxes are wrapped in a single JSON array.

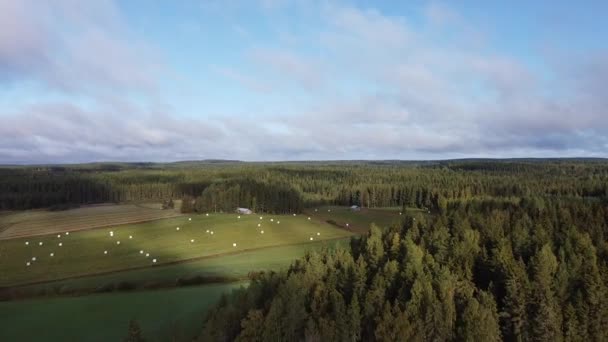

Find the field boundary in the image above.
[
  {"left": 0, "top": 213, "right": 184, "bottom": 241},
  {"left": 1, "top": 235, "right": 352, "bottom": 289}
]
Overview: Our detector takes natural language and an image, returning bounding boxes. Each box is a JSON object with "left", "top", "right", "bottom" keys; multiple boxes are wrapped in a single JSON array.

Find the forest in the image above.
[
  {"left": 199, "top": 196, "right": 608, "bottom": 341},
  {"left": 1, "top": 160, "right": 607, "bottom": 212}
]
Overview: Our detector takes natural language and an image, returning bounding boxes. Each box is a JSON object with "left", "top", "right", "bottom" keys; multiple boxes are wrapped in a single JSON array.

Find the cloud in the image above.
[
  {"left": 0, "top": 1, "right": 52, "bottom": 82},
  {"left": 0, "top": 0, "right": 162, "bottom": 96},
  {"left": 1, "top": 1, "right": 607, "bottom": 163},
  {"left": 264, "top": 2, "right": 608, "bottom": 159},
  {"left": 0, "top": 102, "right": 226, "bottom": 163}
]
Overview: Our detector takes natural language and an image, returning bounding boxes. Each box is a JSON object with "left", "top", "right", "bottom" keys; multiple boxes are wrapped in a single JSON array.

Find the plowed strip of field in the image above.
[{"left": 0, "top": 204, "right": 181, "bottom": 240}]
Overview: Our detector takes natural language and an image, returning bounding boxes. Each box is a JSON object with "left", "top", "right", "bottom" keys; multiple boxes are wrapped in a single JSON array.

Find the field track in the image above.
[{"left": 0, "top": 204, "right": 182, "bottom": 240}]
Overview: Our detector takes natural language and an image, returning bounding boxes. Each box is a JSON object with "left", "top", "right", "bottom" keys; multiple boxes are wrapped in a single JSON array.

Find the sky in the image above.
[{"left": 1, "top": 0, "right": 607, "bottom": 163}]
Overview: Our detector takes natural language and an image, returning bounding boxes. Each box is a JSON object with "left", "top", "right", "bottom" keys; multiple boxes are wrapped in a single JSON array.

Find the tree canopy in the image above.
[{"left": 199, "top": 196, "right": 608, "bottom": 341}]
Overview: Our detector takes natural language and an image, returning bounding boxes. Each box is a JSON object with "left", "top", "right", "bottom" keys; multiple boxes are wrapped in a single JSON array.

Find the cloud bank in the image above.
[{"left": 1, "top": 0, "right": 607, "bottom": 163}]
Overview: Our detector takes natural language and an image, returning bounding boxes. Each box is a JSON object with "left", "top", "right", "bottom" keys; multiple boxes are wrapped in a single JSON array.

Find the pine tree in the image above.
[
  {"left": 364, "top": 224, "right": 385, "bottom": 271},
  {"left": 125, "top": 319, "right": 145, "bottom": 342},
  {"left": 236, "top": 310, "right": 264, "bottom": 342},
  {"left": 529, "top": 244, "right": 562, "bottom": 342},
  {"left": 458, "top": 292, "right": 501, "bottom": 342},
  {"left": 180, "top": 195, "right": 194, "bottom": 213},
  {"left": 347, "top": 293, "right": 362, "bottom": 342}
]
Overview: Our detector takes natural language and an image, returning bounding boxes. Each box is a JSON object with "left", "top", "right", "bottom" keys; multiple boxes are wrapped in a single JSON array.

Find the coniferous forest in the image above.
[
  {"left": 190, "top": 160, "right": 605, "bottom": 342},
  {"left": 2, "top": 160, "right": 607, "bottom": 213},
  {"left": 200, "top": 198, "right": 608, "bottom": 341}
]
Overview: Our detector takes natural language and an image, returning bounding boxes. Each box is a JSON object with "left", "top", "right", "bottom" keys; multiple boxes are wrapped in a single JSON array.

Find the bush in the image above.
[
  {"left": 95, "top": 283, "right": 116, "bottom": 293},
  {"left": 48, "top": 203, "right": 80, "bottom": 211},
  {"left": 326, "top": 219, "right": 339, "bottom": 226},
  {"left": 116, "top": 281, "right": 136, "bottom": 291}
]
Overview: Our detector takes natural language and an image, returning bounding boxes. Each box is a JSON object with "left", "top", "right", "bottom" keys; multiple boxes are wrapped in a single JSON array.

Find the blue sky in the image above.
[{"left": 1, "top": 0, "right": 607, "bottom": 163}]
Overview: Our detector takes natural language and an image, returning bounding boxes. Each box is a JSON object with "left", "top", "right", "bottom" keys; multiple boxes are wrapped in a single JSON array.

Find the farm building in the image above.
[
  {"left": 350, "top": 205, "right": 361, "bottom": 211},
  {"left": 236, "top": 207, "right": 253, "bottom": 215}
]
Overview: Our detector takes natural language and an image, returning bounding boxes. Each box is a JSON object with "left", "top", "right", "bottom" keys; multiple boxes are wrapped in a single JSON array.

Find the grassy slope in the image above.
[
  {"left": 14, "top": 238, "right": 350, "bottom": 297},
  {"left": 0, "top": 239, "right": 351, "bottom": 342},
  {"left": 306, "top": 205, "right": 419, "bottom": 233},
  {"left": 0, "top": 282, "right": 245, "bottom": 342},
  {"left": 0, "top": 204, "right": 181, "bottom": 239},
  {"left": 0, "top": 213, "right": 352, "bottom": 286}
]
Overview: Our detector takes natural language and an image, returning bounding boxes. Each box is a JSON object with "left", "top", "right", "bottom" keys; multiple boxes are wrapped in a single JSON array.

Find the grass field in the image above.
[
  {"left": 306, "top": 205, "right": 420, "bottom": 233},
  {"left": 0, "top": 205, "right": 401, "bottom": 342},
  {"left": 0, "top": 203, "right": 181, "bottom": 240},
  {"left": 0, "top": 213, "right": 352, "bottom": 286},
  {"left": 11, "top": 238, "right": 350, "bottom": 298},
  {"left": 0, "top": 238, "right": 351, "bottom": 341},
  {"left": 0, "top": 282, "right": 245, "bottom": 342}
]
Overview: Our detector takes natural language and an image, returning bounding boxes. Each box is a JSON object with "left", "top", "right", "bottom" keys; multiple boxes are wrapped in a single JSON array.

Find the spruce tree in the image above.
[{"left": 125, "top": 319, "right": 145, "bottom": 342}]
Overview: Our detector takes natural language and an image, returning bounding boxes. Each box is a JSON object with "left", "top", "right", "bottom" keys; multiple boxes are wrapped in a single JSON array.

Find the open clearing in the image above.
[
  {"left": 0, "top": 204, "right": 181, "bottom": 240},
  {"left": 0, "top": 206, "right": 398, "bottom": 341},
  {"left": 10, "top": 238, "right": 350, "bottom": 298},
  {"left": 0, "top": 240, "right": 350, "bottom": 342},
  {"left": 0, "top": 213, "right": 352, "bottom": 286},
  {"left": 307, "top": 205, "right": 419, "bottom": 233},
  {"left": 0, "top": 282, "right": 245, "bottom": 342}
]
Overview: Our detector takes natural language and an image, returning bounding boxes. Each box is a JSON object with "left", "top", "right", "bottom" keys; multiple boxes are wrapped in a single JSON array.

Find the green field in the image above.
[
  {"left": 0, "top": 282, "right": 245, "bottom": 342},
  {"left": 0, "top": 213, "right": 352, "bottom": 286},
  {"left": 306, "top": 205, "right": 419, "bottom": 233},
  {"left": 0, "top": 204, "right": 181, "bottom": 239},
  {"left": 1, "top": 238, "right": 352, "bottom": 342},
  {"left": 0, "top": 205, "right": 399, "bottom": 341},
  {"left": 11, "top": 238, "right": 350, "bottom": 298}
]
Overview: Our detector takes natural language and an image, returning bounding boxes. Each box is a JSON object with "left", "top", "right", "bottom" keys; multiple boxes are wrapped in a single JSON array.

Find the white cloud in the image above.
[
  {"left": 1, "top": 1, "right": 607, "bottom": 163},
  {"left": 0, "top": 0, "right": 162, "bottom": 96}
]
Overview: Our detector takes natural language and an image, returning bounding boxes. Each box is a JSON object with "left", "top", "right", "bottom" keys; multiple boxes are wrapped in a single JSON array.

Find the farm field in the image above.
[
  {"left": 0, "top": 282, "right": 245, "bottom": 342},
  {"left": 0, "top": 203, "right": 181, "bottom": 240},
  {"left": 0, "top": 212, "right": 352, "bottom": 286},
  {"left": 10, "top": 237, "right": 350, "bottom": 298},
  {"left": 306, "top": 205, "right": 421, "bottom": 233}
]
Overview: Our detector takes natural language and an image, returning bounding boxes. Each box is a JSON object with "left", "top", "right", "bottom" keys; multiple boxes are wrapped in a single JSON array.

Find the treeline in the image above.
[
  {"left": 1, "top": 161, "right": 607, "bottom": 211},
  {"left": 181, "top": 179, "right": 303, "bottom": 214},
  {"left": 199, "top": 198, "right": 608, "bottom": 341}
]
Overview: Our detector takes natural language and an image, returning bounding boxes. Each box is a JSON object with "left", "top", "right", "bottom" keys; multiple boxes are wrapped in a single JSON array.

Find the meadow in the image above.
[
  {"left": 0, "top": 202, "right": 399, "bottom": 341},
  {"left": 0, "top": 282, "right": 246, "bottom": 342},
  {"left": 0, "top": 224, "right": 353, "bottom": 341},
  {"left": 0, "top": 203, "right": 181, "bottom": 239},
  {"left": 0, "top": 211, "right": 352, "bottom": 286},
  {"left": 9, "top": 237, "right": 351, "bottom": 298},
  {"left": 305, "top": 205, "right": 422, "bottom": 233}
]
